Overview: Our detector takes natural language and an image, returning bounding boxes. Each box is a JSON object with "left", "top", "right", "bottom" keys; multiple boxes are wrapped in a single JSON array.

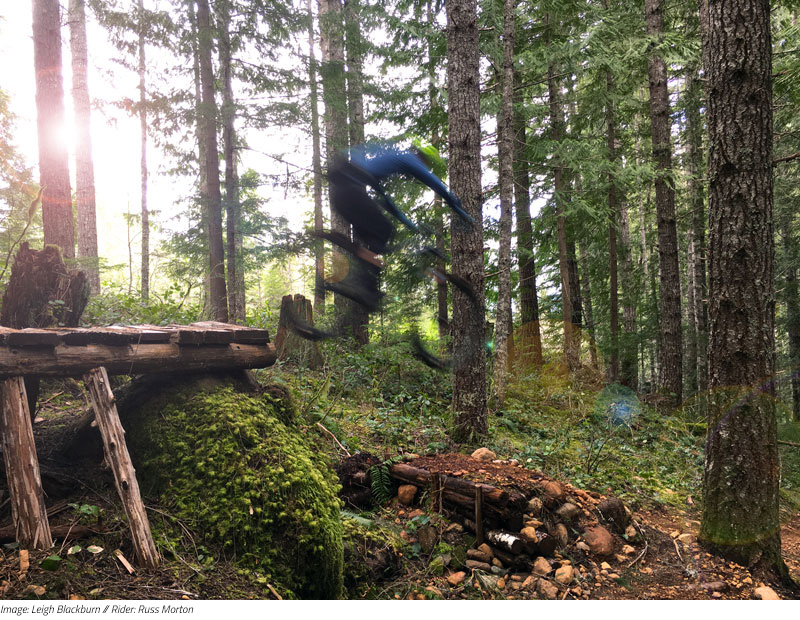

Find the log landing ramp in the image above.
[{"left": 0, "top": 321, "right": 276, "bottom": 568}]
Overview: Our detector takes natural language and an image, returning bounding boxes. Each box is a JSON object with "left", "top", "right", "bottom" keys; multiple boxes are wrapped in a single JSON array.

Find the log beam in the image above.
[
  {"left": 0, "top": 377, "right": 52, "bottom": 550},
  {"left": 84, "top": 367, "right": 158, "bottom": 568},
  {"left": 0, "top": 343, "right": 276, "bottom": 378}
]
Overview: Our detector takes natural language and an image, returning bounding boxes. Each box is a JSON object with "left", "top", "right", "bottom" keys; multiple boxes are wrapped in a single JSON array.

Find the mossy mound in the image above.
[{"left": 122, "top": 374, "right": 343, "bottom": 599}]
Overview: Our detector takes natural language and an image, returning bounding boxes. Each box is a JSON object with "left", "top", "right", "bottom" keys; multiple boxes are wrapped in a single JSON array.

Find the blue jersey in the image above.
[{"left": 348, "top": 145, "right": 474, "bottom": 227}]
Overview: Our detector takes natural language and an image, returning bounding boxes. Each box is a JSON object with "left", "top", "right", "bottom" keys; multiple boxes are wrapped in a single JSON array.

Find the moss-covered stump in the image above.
[{"left": 120, "top": 374, "right": 344, "bottom": 599}]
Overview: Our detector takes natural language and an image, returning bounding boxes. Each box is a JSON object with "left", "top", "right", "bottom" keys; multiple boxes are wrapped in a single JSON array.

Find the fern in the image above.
[{"left": 368, "top": 455, "right": 405, "bottom": 505}]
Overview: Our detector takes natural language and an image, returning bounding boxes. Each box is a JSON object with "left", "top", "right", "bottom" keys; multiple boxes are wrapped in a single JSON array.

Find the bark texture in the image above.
[
  {"left": 217, "top": 0, "right": 245, "bottom": 323},
  {"left": 68, "top": 0, "right": 100, "bottom": 294},
  {"left": 319, "top": 0, "right": 352, "bottom": 332},
  {"left": 607, "top": 71, "right": 620, "bottom": 383},
  {"left": 645, "top": 0, "right": 681, "bottom": 405},
  {"left": 197, "top": 0, "right": 228, "bottom": 322},
  {"left": 513, "top": 70, "right": 542, "bottom": 368},
  {"left": 32, "top": 0, "right": 75, "bottom": 258},
  {"left": 493, "top": 0, "right": 515, "bottom": 403},
  {"left": 308, "top": 0, "right": 325, "bottom": 318},
  {"left": 137, "top": 0, "right": 149, "bottom": 301},
  {"left": 699, "top": 0, "right": 785, "bottom": 575},
  {"left": 547, "top": 58, "right": 579, "bottom": 371},
  {"left": 446, "top": 0, "right": 487, "bottom": 441}
]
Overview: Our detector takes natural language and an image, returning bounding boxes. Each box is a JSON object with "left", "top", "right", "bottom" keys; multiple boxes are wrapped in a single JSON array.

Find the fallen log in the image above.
[
  {"left": 390, "top": 463, "right": 510, "bottom": 506},
  {"left": 0, "top": 524, "right": 99, "bottom": 542},
  {"left": 486, "top": 529, "right": 526, "bottom": 555},
  {"left": 0, "top": 343, "right": 276, "bottom": 378}
]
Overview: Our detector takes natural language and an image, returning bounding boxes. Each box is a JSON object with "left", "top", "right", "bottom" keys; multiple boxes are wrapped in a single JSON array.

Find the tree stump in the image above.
[
  {"left": 0, "top": 243, "right": 89, "bottom": 416},
  {"left": 274, "top": 294, "right": 322, "bottom": 369},
  {"left": 83, "top": 367, "right": 158, "bottom": 568},
  {"left": 0, "top": 377, "right": 52, "bottom": 550}
]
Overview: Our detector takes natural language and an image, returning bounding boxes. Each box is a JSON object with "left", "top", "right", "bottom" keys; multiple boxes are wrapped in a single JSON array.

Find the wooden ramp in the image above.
[{"left": 0, "top": 322, "right": 276, "bottom": 567}]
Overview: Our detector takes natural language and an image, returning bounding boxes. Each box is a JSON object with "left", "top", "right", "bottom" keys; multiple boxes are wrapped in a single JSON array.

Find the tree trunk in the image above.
[
  {"left": 319, "top": 0, "right": 352, "bottom": 333},
  {"left": 137, "top": 0, "right": 149, "bottom": 302},
  {"left": 699, "top": 0, "right": 786, "bottom": 576},
  {"left": 428, "top": 0, "right": 449, "bottom": 345},
  {"left": 308, "top": 0, "right": 325, "bottom": 319},
  {"left": 513, "top": 69, "right": 542, "bottom": 369},
  {"left": 344, "top": 0, "right": 369, "bottom": 345},
  {"left": 196, "top": 0, "right": 228, "bottom": 323},
  {"left": 645, "top": 0, "right": 681, "bottom": 405},
  {"left": 68, "top": 0, "right": 99, "bottom": 295},
  {"left": 619, "top": 202, "right": 638, "bottom": 390},
  {"left": 446, "top": 0, "right": 487, "bottom": 442},
  {"left": 217, "top": 0, "right": 245, "bottom": 323},
  {"left": 493, "top": 0, "right": 515, "bottom": 404},
  {"left": 547, "top": 54, "right": 578, "bottom": 372},
  {"left": 579, "top": 244, "right": 598, "bottom": 370},
  {"left": 686, "top": 68, "right": 708, "bottom": 395},
  {"left": 607, "top": 71, "right": 620, "bottom": 384},
  {"left": 32, "top": 0, "right": 75, "bottom": 258}
]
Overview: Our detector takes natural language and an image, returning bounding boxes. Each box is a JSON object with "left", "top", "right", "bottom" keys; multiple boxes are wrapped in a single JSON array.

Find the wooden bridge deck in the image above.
[{"left": 0, "top": 321, "right": 276, "bottom": 378}]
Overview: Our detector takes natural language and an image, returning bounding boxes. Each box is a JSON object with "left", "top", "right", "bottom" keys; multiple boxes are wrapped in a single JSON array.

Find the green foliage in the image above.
[
  {"left": 124, "top": 378, "right": 344, "bottom": 599},
  {"left": 368, "top": 455, "right": 405, "bottom": 505}
]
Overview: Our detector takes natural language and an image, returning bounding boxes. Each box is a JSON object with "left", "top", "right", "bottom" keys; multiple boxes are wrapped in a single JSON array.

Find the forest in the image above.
[{"left": 0, "top": 0, "right": 799, "bottom": 604}]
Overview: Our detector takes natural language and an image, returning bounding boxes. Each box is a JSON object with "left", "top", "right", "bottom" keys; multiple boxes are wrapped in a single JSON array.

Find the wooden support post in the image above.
[
  {"left": 83, "top": 367, "right": 158, "bottom": 568},
  {"left": 0, "top": 377, "right": 52, "bottom": 550},
  {"left": 475, "top": 486, "right": 484, "bottom": 546}
]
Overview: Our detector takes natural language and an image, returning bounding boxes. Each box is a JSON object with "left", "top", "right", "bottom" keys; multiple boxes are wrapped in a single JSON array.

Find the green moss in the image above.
[{"left": 125, "top": 378, "right": 343, "bottom": 599}]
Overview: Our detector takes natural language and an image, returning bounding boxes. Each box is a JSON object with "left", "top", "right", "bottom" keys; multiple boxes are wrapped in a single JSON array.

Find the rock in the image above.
[
  {"left": 583, "top": 525, "right": 614, "bottom": 556},
  {"left": 754, "top": 586, "right": 780, "bottom": 600},
  {"left": 425, "top": 586, "right": 443, "bottom": 598},
  {"left": 465, "top": 560, "right": 492, "bottom": 572},
  {"left": 477, "top": 543, "right": 494, "bottom": 557},
  {"left": 575, "top": 542, "right": 590, "bottom": 552},
  {"left": 615, "top": 554, "right": 627, "bottom": 563},
  {"left": 447, "top": 571, "right": 467, "bottom": 587},
  {"left": 429, "top": 555, "right": 447, "bottom": 576},
  {"left": 596, "top": 497, "right": 629, "bottom": 534},
  {"left": 466, "top": 549, "right": 493, "bottom": 564},
  {"left": 677, "top": 533, "right": 695, "bottom": 545},
  {"left": 445, "top": 522, "right": 463, "bottom": 534},
  {"left": 492, "top": 558, "right": 504, "bottom": 568},
  {"left": 490, "top": 566, "right": 507, "bottom": 576},
  {"left": 524, "top": 519, "right": 544, "bottom": 529},
  {"left": 554, "top": 565, "right": 575, "bottom": 585},
  {"left": 520, "top": 527, "right": 539, "bottom": 541},
  {"left": 552, "top": 523, "right": 569, "bottom": 547},
  {"left": 699, "top": 581, "right": 729, "bottom": 593},
  {"left": 608, "top": 573, "right": 620, "bottom": 580},
  {"left": 640, "top": 567, "right": 653, "bottom": 575},
  {"left": 556, "top": 502, "right": 581, "bottom": 522},
  {"left": 497, "top": 577, "right": 506, "bottom": 589},
  {"left": 600, "top": 561, "right": 612, "bottom": 570},
  {"left": 471, "top": 448, "right": 496, "bottom": 462},
  {"left": 526, "top": 497, "right": 543, "bottom": 515},
  {"left": 510, "top": 574, "right": 524, "bottom": 582},
  {"left": 533, "top": 557, "right": 553, "bottom": 575},
  {"left": 537, "top": 578, "right": 559, "bottom": 600},
  {"left": 743, "top": 577, "right": 753, "bottom": 585},
  {"left": 408, "top": 509, "right": 425, "bottom": 519},
  {"left": 542, "top": 481, "right": 564, "bottom": 503},
  {"left": 418, "top": 525, "right": 437, "bottom": 553},
  {"left": 711, "top": 592, "right": 722, "bottom": 599},
  {"left": 621, "top": 544, "right": 636, "bottom": 555},
  {"left": 624, "top": 524, "right": 638, "bottom": 539},
  {"left": 398, "top": 484, "right": 418, "bottom": 505},
  {"left": 522, "top": 575, "right": 536, "bottom": 588},
  {"left": 536, "top": 532, "right": 559, "bottom": 557}
]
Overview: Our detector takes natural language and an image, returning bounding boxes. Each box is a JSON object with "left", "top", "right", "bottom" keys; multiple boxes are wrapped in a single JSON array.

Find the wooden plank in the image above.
[
  {"left": 6, "top": 329, "right": 61, "bottom": 348},
  {"left": 170, "top": 324, "right": 234, "bottom": 346},
  {"left": 0, "top": 343, "right": 276, "bottom": 377},
  {"left": 191, "top": 321, "right": 270, "bottom": 344},
  {"left": 84, "top": 367, "right": 158, "bottom": 569},
  {"left": 0, "top": 377, "right": 53, "bottom": 550}
]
